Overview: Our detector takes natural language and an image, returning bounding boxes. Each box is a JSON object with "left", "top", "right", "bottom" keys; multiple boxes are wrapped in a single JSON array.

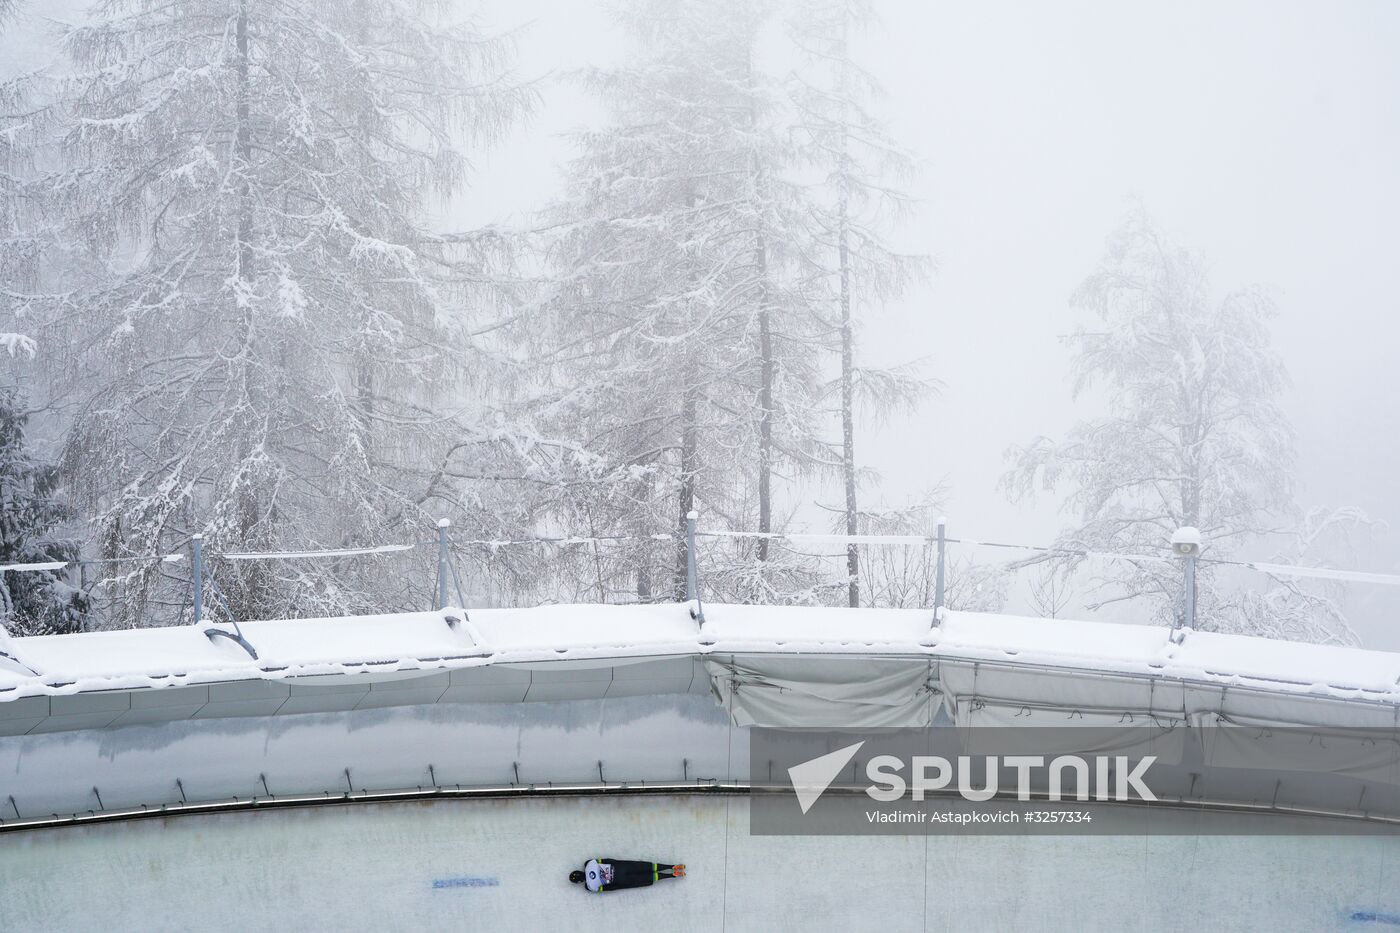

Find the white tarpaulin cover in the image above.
[
  {"left": 705, "top": 657, "right": 936, "bottom": 727},
  {"left": 1195, "top": 711, "right": 1400, "bottom": 786},
  {"left": 955, "top": 697, "right": 1187, "bottom": 764},
  {"left": 937, "top": 659, "right": 1191, "bottom": 722}
]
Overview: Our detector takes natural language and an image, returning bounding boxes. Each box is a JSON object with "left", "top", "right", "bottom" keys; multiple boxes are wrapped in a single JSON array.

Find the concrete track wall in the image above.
[{"left": 3, "top": 795, "right": 1400, "bottom": 932}]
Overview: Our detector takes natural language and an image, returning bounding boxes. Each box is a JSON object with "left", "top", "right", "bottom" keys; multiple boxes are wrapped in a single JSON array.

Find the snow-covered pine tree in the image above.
[
  {"left": 0, "top": 36, "right": 64, "bottom": 634},
  {"left": 3, "top": 260, "right": 87, "bottom": 637},
  {"left": 533, "top": 0, "right": 830, "bottom": 603},
  {"left": 1, "top": 36, "right": 41, "bottom": 360},
  {"left": 788, "top": 0, "right": 929, "bottom": 607},
  {"left": 0, "top": 384, "right": 86, "bottom": 636},
  {"left": 18, "top": 0, "right": 529, "bottom": 626},
  {"left": 1001, "top": 208, "right": 1357, "bottom": 643}
]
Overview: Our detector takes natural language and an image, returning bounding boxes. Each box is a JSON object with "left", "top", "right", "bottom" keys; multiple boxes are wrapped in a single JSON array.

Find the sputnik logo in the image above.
[
  {"left": 786, "top": 740, "right": 1159, "bottom": 812},
  {"left": 787, "top": 741, "right": 865, "bottom": 814}
]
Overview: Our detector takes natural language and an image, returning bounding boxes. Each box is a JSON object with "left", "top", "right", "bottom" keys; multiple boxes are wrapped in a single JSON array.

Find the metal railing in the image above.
[{"left": 3, "top": 514, "right": 1400, "bottom": 641}]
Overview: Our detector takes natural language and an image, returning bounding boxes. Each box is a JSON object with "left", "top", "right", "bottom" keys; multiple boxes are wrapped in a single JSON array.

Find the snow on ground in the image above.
[{"left": 5, "top": 603, "right": 1400, "bottom": 703}]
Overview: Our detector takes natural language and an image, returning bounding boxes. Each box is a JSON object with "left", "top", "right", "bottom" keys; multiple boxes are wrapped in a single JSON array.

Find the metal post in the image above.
[
  {"left": 685, "top": 510, "right": 705, "bottom": 627},
  {"left": 436, "top": 518, "right": 450, "bottom": 611},
  {"left": 685, "top": 511, "right": 699, "bottom": 602},
  {"left": 191, "top": 533, "right": 204, "bottom": 623},
  {"left": 934, "top": 517, "right": 947, "bottom": 621},
  {"left": 1170, "top": 526, "right": 1202, "bottom": 643},
  {"left": 1183, "top": 553, "right": 1196, "bottom": 631}
]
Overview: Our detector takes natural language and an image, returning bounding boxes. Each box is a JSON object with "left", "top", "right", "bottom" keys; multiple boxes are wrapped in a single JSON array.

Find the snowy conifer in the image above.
[
  {"left": 12, "top": 0, "right": 530, "bottom": 625},
  {"left": 1, "top": 53, "right": 42, "bottom": 359},
  {"left": 1002, "top": 208, "right": 1358, "bottom": 643},
  {"left": 533, "top": 0, "right": 831, "bottom": 602},
  {"left": 0, "top": 384, "right": 86, "bottom": 636},
  {"left": 788, "top": 0, "right": 930, "bottom": 607}
]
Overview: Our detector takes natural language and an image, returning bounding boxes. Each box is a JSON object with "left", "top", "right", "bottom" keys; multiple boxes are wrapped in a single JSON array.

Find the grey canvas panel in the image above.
[{"left": 707, "top": 656, "right": 936, "bottom": 728}]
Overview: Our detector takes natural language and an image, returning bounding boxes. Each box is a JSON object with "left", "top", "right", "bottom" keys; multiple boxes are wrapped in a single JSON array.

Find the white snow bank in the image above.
[
  {"left": 696, "top": 603, "right": 933, "bottom": 650},
  {"left": 935, "top": 611, "right": 1175, "bottom": 668},
  {"left": 6, "top": 610, "right": 483, "bottom": 696},
  {"left": 0, "top": 603, "right": 1397, "bottom": 711},
  {"left": 1171, "top": 629, "right": 1400, "bottom": 693},
  {"left": 468, "top": 603, "right": 700, "bottom": 660}
]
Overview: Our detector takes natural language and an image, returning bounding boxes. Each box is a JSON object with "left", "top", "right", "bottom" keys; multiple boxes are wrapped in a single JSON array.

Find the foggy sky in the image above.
[
  {"left": 5, "top": 0, "right": 1397, "bottom": 644},
  {"left": 459, "top": 0, "right": 1400, "bottom": 645}
]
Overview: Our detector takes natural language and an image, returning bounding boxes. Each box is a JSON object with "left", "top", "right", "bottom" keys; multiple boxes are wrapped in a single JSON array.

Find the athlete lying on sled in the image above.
[{"left": 569, "top": 858, "right": 685, "bottom": 892}]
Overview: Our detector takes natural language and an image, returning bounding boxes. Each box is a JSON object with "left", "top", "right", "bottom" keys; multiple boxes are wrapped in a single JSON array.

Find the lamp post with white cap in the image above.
[{"left": 1170, "top": 526, "right": 1202, "bottom": 642}]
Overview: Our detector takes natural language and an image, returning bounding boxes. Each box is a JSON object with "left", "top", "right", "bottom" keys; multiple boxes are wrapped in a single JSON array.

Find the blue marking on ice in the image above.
[
  {"left": 432, "top": 876, "right": 500, "bottom": 890},
  {"left": 1349, "top": 910, "right": 1400, "bottom": 926}
]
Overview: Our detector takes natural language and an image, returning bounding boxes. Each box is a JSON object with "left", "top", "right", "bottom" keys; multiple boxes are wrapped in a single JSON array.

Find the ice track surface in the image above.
[{"left": 4, "top": 794, "right": 1400, "bottom": 932}]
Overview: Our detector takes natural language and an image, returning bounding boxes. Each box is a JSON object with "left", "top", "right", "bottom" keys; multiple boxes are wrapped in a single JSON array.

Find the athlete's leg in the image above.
[{"left": 612, "top": 860, "right": 658, "bottom": 887}]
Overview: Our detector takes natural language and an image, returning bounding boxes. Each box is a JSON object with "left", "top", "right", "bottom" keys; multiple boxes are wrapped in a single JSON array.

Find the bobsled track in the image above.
[
  {"left": 5, "top": 602, "right": 1400, "bottom": 929},
  {"left": 2, "top": 791, "right": 1400, "bottom": 933}
]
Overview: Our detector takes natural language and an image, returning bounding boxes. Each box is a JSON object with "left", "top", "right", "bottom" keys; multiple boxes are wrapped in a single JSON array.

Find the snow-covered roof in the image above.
[{"left": 1, "top": 603, "right": 1398, "bottom": 733}]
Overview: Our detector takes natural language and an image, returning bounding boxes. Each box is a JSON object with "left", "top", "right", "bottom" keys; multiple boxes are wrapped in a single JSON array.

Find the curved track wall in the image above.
[{"left": 3, "top": 794, "right": 1400, "bottom": 932}]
